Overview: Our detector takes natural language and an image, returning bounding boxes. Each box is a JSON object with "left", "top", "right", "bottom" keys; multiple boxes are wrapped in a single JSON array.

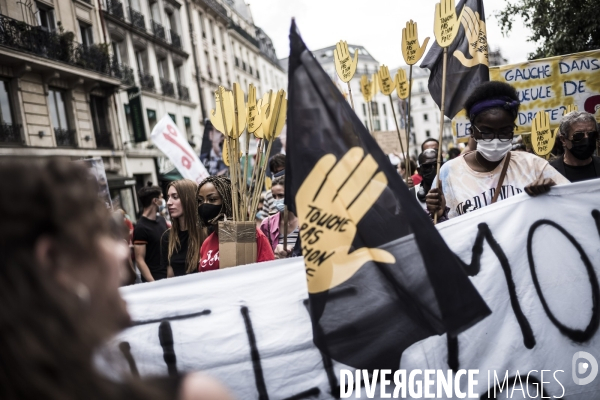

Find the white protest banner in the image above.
[
  {"left": 453, "top": 50, "right": 600, "bottom": 142},
  {"left": 101, "top": 180, "right": 600, "bottom": 399},
  {"left": 401, "top": 179, "right": 600, "bottom": 399},
  {"left": 151, "top": 115, "right": 209, "bottom": 183}
]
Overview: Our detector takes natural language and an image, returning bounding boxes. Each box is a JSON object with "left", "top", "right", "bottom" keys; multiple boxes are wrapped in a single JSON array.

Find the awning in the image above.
[{"left": 106, "top": 172, "right": 137, "bottom": 189}]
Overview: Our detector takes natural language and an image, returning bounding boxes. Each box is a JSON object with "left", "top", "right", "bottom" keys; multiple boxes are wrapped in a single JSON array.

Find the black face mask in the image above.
[
  {"left": 569, "top": 139, "right": 596, "bottom": 160},
  {"left": 198, "top": 203, "right": 222, "bottom": 225},
  {"left": 420, "top": 164, "right": 438, "bottom": 187}
]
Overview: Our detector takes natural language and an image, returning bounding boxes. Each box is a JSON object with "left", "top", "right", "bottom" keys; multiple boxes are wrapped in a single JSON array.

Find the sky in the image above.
[{"left": 248, "top": 0, "right": 537, "bottom": 68}]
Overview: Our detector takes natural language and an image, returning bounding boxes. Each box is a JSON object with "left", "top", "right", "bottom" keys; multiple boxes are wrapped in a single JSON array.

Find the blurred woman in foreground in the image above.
[{"left": 0, "top": 159, "right": 231, "bottom": 400}]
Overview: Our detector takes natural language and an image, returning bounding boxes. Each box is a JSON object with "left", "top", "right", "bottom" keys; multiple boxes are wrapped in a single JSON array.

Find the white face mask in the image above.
[{"left": 475, "top": 139, "right": 512, "bottom": 162}]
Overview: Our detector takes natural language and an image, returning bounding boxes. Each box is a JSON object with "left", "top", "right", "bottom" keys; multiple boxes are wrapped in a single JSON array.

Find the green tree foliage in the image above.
[{"left": 497, "top": 0, "right": 600, "bottom": 60}]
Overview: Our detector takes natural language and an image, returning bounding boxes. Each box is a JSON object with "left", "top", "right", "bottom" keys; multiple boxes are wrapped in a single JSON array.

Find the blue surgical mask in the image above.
[
  {"left": 273, "top": 199, "right": 285, "bottom": 213},
  {"left": 158, "top": 199, "right": 166, "bottom": 212}
]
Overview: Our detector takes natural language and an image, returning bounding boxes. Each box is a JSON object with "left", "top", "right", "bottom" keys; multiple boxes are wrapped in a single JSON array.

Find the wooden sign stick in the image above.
[
  {"left": 389, "top": 95, "right": 407, "bottom": 161},
  {"left": 432, "top": 0, "right": 461, "bottom": 225},
  {"left": 433, "top": 47, "right": 448, "bottom": 225},
  {"left": 405, "top": 67, "right": 413, "bottom": 176},
  {"left": 347, "top": 82, "right": 355, "bottom": 110}
]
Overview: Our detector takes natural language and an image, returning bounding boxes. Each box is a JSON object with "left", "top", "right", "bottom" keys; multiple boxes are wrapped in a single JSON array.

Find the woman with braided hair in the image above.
[{"left": 197, "top": 176, "right": 274, "bottom": 271}]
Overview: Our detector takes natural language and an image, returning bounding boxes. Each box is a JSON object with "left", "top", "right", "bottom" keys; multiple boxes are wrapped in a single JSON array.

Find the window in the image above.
[
  {"left": 208, "top": 19, "right": 214, "bottom": 44},
  {"left": 79, "top": 21, "right": 93, "bottom": 47},
  {"left": 168, "top": 113, "right": 176, "bottom": 124},
  {"left": 242, "top": 61, "right": 246, "bottom": 71},
  {"left": 90, "top": 96, "right": 112, "bottom": 148},
  {"left": 364, "top": 120, "right": 368, "bottom": 128},
  {"left": 111, "top": 41, "right": 122, "bottom": 64},
  {"left": 199, "top": 12, "right": 205, "bottom": 38},
  {"left": 158, "top": 58, "right": 168, "bottom": 79},
  {"left": 362, "top": 103, "right": 366, "bottom": 116},
  {"left": 0, "top": 80, "right": 14, "bottom": 127},
  {"left": 374, "top": 119, "right": 381, "bottom": 131},
  {"left": 371, "top": 102, "right": 379, "bottom": 117},
  {"left": 383, "top": 103, "right": 387, "bottom": 116},
  {"left": 385, "top": 120, "right": 389, "bottom": 130},
  {"left": 175, "top": 65, "right": 183, "bottom": 84},
  {"left": 184, "top": 116, "right": 191, "bottom": 136},
  {"left": 426, "top": 130, "right": 431, "bottom": 137},
  {"left": 36, "top": 2, "right": 56, "bottom": 32},
  {"left": 423, "top": 113, "right": 428, "bottom": 121},
  {"left": 215, "top": 57, "right": 221, "bottom": 82},
  {"left": 147, "top": 109, "right": 157, "bottom": 130},
  {"left": 249, "top": 66, "right": 253, "bottom": 75},
  {"left": 48, "top": 88, "right": 72, "bottom": 146},
  {"left": 234, "top": 57, "right": 239, "bottom": 67},
  {"left": 48, "top": 88, "right": 69, "bottom": 131},
  {"left": 419, "top": 82, "right": 425, "bottom": 92},
  {"left": 135, "top": 50, "right": 148, "bottom": 74},
  {"left": 421, "top": 97, "right": 426, "bottom": 105}
]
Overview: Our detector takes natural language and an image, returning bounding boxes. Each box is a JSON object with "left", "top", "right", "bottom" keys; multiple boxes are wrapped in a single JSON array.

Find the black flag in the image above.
[
  {"left": 421, "top": 0, "right": 489, "bottom": 119},
  {"left": 285, "top": 20, "right": 490, "bottom": 372}
]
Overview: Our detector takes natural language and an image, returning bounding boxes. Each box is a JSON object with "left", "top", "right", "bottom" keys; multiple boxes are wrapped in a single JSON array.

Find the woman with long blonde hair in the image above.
[{"left": 160, "top": 179, "right": 203, "bottom": 277}]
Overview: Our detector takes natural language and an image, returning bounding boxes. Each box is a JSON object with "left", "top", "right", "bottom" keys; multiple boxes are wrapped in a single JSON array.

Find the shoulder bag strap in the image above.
[{"left": 491, "top": 152, "right": 512, "bottom": 204}]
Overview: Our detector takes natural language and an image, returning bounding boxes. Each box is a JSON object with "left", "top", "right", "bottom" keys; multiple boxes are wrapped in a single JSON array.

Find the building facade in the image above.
[
  {"left": 0, "top": 0, "right": 141, "bottom": 213},
  {"left": 101, "top": 0, "right": 201, "bottom": 209}
]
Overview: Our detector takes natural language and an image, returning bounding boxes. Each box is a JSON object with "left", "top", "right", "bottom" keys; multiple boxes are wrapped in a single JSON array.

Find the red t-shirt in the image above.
[
  {"left": 411, "top": 173, "right": 423, "bottom": 186},
  {"left": 198, "top": 229, "right": 275, "bottom": 271}
]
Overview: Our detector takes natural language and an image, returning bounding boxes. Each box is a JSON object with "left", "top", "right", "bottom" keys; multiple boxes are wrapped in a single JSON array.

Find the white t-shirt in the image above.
[{"left": 434, "top": 151, "right": 570, "bottom": 219}]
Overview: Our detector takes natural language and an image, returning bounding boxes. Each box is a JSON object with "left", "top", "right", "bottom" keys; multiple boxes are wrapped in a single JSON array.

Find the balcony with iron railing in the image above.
[
  {"left": 129, "top": 8, "right": 145, "bottom": 31},
  {"left": 177, "top": 83, "right": 189, "bottom": 101},
  {"left": 112, "top": 62, "right": 135, "bottom": 86},
  {"left": 228, "top": 22, "right": 259, "bottom": 49},
  {"left": 139, "top": 72, "right": 155, "bottom": 91},
  {"left": 0, "top": 14, "right": 117, "bottom": 78},
  {"left": 151, "top": 20, "right": 166, "bottom": 41},
  {"left": 0, "top": 123, "right": 22, "bottom": 144},
  {"left": 161, "top": 78, "right": 175, "bottom": 98},
  {"left": 55, "top": 128, "right": 77, "bottom": 147},
  {"left": 198, "top": 0, "right": 228, "bottom": 22},
  {"left": 170, "top": 29, "right": 181, "bottom": 49},
  {"left": 94, "top": 130, "right": 114, "bottom": 149},
  {"left": 105, "top": 0, "right": 125, "bottom": 20}
]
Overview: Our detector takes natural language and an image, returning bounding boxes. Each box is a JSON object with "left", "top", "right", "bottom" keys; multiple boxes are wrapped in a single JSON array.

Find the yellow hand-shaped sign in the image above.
[
  {"left": 378, "top": 65, "right": 395, "bottom": 96},
  {"left": 434, "top": 0, "right": 461, "bottom": 48},
  {"left": 395, "top": 69, "right": 410, "bottom": 100},
  {"left": 247, "top": 84, "right": 263, "bottom": 138},
  {"left": 565, "top": 104, "right": 578, "bottom": 114},
  {"left": 334, "top": 40, "right": 359, "bottom": 83},
  {"left": 402, "top": 20, "right": 430, "bottom": 65},
  {"left": 531, "top": 111, "right": 555, "bottom": 156},
  {"left": 453, "top": 6, "right": 488, "bottom": 68},
  {"left": 232, "top": 83, "right": 246, "bottom": 137},
  {"left": 263, "top": 89, "right": 287, "bottom": 141},
  {"left": 222, "top": 139, "right": 242, "bottom": 167},
  {"left": 296, "top": 147, "right": 395, "bottom": 293},
  {"left": 371, "top": 73, "right": 380, "bottom": 96},
  {"left": 360, "top": 75, "right": 372, "bottom": 103},
  {"left": 210, "top": 86, "right": 233, "bottom": 136}
]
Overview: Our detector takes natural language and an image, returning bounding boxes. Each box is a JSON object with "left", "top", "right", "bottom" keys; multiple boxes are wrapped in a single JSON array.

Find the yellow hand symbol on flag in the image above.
[
  {"left": 395, "top": 69, "right": 410, "bottom": 100},
  {"left": 453, "top": 6, "right": 489, "bottom": 68},
  {"left": 296, "top": 147, "right": 396, "bottom": 294}
]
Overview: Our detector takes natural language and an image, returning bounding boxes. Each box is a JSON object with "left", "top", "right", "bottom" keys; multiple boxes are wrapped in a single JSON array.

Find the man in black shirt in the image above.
[
  {"left": 550, "top": 111, "right": 600, "bottom": 183},
  {"left": 133, "top": 186, "right": 168, "bottom": 282}
]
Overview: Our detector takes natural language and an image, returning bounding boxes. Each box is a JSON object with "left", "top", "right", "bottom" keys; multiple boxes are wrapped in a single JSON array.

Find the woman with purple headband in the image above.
[{"left": 426, "top": 81, "right": 569, "bottom": 220}]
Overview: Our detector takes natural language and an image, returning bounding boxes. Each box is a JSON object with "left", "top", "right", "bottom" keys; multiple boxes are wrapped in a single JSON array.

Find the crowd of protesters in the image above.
[
  {"left": 120, "top": 80, "right": 599, "bottom": 282},
  {"left": 0, "top": 79, "right": 598, "bottom": 399}
]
